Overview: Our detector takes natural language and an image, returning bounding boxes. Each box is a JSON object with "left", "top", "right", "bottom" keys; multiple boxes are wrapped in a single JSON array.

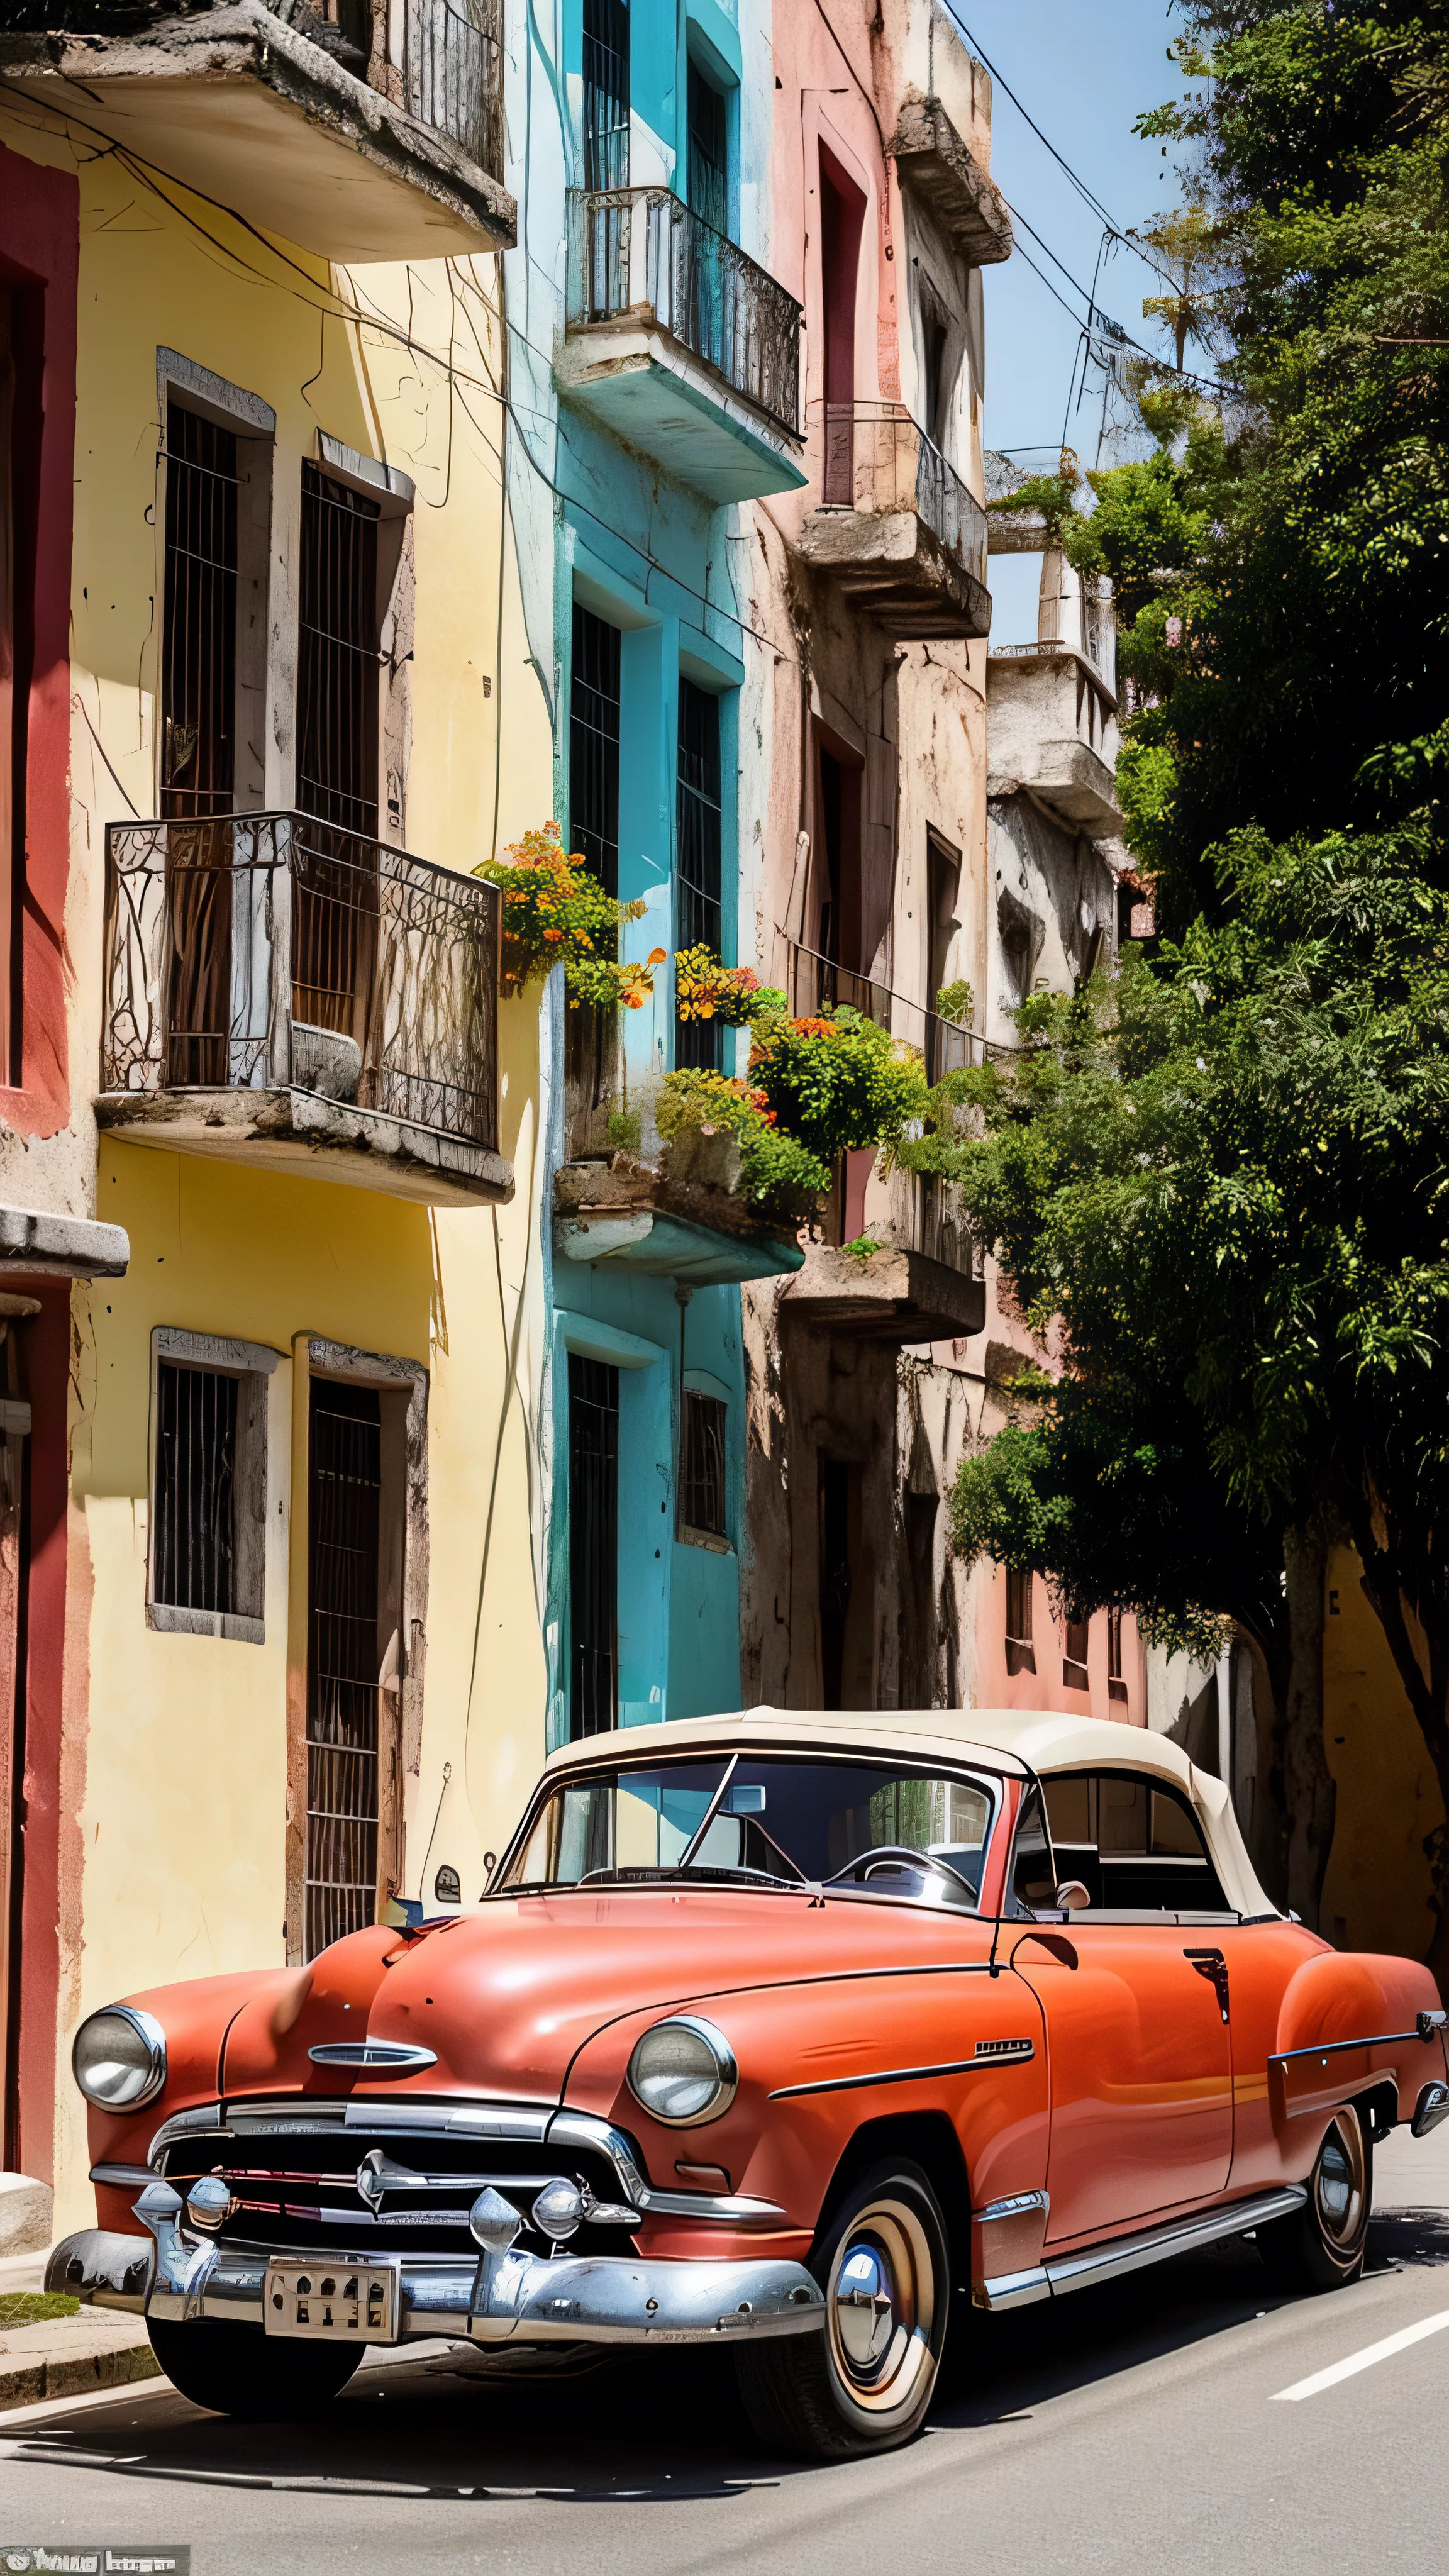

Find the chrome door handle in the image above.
[{"left": 1184, "top": 1946, "right": 1230, "bottom": 2024}]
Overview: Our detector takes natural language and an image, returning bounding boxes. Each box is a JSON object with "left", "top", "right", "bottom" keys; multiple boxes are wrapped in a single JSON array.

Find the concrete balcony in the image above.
[
  {"left": 781, "top": 1169, "right": 984, "bottom": 1345},
  {"left": 0, "top": 1, "right": 514, "bottom": 261},
  {"left": 554, "top": 1151, "right": 804, "bottom": 1290},
  {"left": 891, "top": 92, "right": 1011, "bottom": 267},
  {"left": 98, "top": 811, "right": 511, "bottom": 1205},
  {"left": 560, "top": 187, "right": 806, "bottom": 506},
  {"left": 987, "top": 644, "right": 1122, "bottom": 838},
  {"left": 797, "top": 403, "right": 991, "bottom": 641}
]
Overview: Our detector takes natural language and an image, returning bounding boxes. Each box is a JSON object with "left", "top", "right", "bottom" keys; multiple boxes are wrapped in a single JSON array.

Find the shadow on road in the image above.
[{"left": 6, "top": 2208, "right": 1447, "bottom": 2497}]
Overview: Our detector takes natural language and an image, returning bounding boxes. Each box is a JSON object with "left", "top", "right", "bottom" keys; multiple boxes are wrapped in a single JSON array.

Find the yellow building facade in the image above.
[{"left": 0, "top": 22, "right": 550, "bottom": 2233}]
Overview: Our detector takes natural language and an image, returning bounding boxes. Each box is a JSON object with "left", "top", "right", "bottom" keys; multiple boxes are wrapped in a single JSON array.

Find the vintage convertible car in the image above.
[{"left": 51, "top": 1707, "right": 1449, "bottom": 2458}]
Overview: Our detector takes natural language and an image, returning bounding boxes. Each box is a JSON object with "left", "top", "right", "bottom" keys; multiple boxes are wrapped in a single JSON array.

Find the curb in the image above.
[{"left": 0, "top": 2342, "right": 162, "bottom": 2412}]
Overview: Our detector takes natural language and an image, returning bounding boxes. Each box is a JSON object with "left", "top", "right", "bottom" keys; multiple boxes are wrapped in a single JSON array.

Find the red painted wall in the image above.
[
  {"left": 9, "top": 1280, "right": 72, "bottom": 2185},
  {"left": 0, "top": 138, "right": 77, "bottom": 1139}
]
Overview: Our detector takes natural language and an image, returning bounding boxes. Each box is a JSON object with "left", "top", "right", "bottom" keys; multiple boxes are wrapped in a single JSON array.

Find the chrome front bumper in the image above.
[{"left": 47, "top": 2219, "right": 824, "bottom": 2350}]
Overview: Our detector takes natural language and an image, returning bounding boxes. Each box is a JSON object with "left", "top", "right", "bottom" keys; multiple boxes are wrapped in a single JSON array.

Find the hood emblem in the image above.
[{"left": 308, "top": 2040, "right": 438, "bottom": 2073}]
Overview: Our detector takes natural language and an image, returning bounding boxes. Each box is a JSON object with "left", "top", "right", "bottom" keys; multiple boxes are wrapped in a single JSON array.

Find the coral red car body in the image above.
[{"left": 52, "top": 1709, "right": 1449, "bottom": 2441}]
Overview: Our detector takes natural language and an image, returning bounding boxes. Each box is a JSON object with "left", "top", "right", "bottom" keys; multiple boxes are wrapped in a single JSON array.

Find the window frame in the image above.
[
  {"left": 146, "top": 1326, "right": 279, "bottom": 1643},
  {"left": 1008, "top": 1765, "right": 1238, "bottom": 1926}
]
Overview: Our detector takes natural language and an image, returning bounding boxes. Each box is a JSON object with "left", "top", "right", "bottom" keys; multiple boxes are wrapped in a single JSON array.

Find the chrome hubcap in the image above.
[
  {"left": 834, "top": 2240, "right": 897, "bottom": 2372},
  {"left": 825, "top": 2197, "right": 937, "bottom": 2417},
  {"left": 1316, "top": 2112, "right": 1366, "bottom": 2250}
]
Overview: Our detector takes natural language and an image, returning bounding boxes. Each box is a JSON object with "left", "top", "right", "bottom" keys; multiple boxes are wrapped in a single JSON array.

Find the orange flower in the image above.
[
  {"left": 543, "top": 926, "right": 563, "bottom": 943},
  {"left": 648, "top": 947, "right": 667, "bottom": 967}
]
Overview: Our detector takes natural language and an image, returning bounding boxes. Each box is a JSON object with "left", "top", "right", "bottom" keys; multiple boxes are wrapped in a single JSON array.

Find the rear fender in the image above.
[{"left": 1270, "top": 1948, "right": 1443, "bottom": 2137}]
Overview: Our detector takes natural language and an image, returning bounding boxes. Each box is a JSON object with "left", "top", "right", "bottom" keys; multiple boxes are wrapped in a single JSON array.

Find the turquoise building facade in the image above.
[{"left": 503, "top": 0, "right": 804, "bottom": 1743}]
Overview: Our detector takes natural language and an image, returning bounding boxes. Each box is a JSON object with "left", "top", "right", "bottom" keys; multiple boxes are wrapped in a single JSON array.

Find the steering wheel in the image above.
[{"left": 822, "top": 1845, "right": 978, "bottom": 1901}]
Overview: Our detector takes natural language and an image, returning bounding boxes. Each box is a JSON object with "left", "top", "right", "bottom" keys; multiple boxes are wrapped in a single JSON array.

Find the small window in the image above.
[
  {"left": 679, "top": 1390, "right": 728, "bottom": 1544},
  {"left": 148, "top": 1330, "right": 274, "bottom": 1641},
  {"left": 1063, "top": 1616, "right": 1089, "bottom": 1692},
  {"left": 1108, "top": 1606, "right": 1128, "bottom": 1702},
  {"left": 1006, "top": 1565, "right": 1035, "bottom": 1676}
]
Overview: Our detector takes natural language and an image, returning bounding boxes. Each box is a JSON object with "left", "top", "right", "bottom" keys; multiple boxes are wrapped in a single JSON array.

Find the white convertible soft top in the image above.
[{"left": 542, "top": 1703, "right": 1279, "bottom": 1923}]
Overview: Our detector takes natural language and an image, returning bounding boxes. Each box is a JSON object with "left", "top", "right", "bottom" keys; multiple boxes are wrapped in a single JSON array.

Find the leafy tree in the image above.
[{"left": 947, "top": 0, "right": 1449, "bottom": 1960}]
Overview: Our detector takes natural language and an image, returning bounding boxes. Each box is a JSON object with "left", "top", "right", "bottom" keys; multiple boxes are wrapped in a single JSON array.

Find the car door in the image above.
[{"left": 1009, "top": 1771, "right": 1235, "bottom": 2244}]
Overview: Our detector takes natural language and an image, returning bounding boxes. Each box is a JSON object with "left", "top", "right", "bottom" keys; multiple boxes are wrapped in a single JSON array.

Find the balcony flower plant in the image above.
[
  {"left": 746, "top": 1004, "right": 928, "bottom": 1168},
  {"left": 478, "top": 823, "right": 661, "bottom": 1007},
  {"left": 674, "top": 947, "right": 766, "bottom": 1027},
  {"left": 654, "top": 1069, "right": 829, "bottom": 1222}
]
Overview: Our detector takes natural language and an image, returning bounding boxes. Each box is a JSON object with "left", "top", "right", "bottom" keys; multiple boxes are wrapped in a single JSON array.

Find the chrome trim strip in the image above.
[
  {"left": 89, "top": 2163, "right": 153, "bottom": 2190},
  {"left": 769, "top": 2046, "right": 1033, "bottom": 2100},
  {"left": 1041, "top": 2187, "right": 1307, "bottom": 2301},
  {"left": 547, "top": 2109, "right": 787, "bottom": 2224},
  {"left": 978, "top": 2265, "right": 1051, "bottom": 2311},
  {"left": 1270, "top": 2029, "right": 1425, "bottom": 2067},
  {"left": 307, "top": 2043, "right": 438, "bottom": 2072},
  {"left": 148, "top": 2104, "right": 229, "bottom": 2164},
  {"left": 977, "top": 2189, "right": 1049, "bottom": 2225},
  {"left": 147, "top": 2099, "right": 785, "bottom": 2231}
]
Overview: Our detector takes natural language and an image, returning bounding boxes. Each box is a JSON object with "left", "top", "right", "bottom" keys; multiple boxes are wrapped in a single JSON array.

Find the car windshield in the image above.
[{"left": 495, "top": 1753, "right": 994, "bottom": 1909}]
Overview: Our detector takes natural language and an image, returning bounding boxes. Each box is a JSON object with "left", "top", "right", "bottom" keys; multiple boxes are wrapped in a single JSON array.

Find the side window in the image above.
[
  {"left": 1041, "top": 1772, "right": 1231, "bottom": 1917},
  {"left": 1008, "top": 1784, "right": 1057, "bottom": 1915}
]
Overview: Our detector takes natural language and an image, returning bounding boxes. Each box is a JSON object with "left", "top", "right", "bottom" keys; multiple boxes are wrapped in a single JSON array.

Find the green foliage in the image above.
[
  {"left": 606, "top": 1106, "right": 642, "bottom": 1155},
  {"left": 934, "top": 978, "right": 975, "bottom": 1027},
  {"left": 946, "top": 5, "right": 1449, "bottom": 1933},
  {"left": 843, "top": 1236, "right": 880, "bottom": 1263},
  {"left": 748, "top": 1008, "right": 929, "bottom": 1167},
  {"left": 654, "top": 1069, "right": 829, "bottom": 1219}
]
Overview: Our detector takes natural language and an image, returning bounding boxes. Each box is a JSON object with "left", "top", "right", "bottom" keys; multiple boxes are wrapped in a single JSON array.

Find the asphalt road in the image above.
[{"left": 3, "top": 2127, "right": 1447, "bottom": 2576}]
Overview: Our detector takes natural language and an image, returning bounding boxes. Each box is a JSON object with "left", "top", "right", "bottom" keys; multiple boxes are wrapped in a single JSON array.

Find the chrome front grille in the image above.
[{"left": 158, "top": 2119, "right": 631, "bottom": 2260}]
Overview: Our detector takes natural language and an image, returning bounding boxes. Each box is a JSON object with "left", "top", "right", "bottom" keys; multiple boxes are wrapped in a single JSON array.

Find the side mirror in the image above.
[{"left": 1054, "top": 1880, "right": 1091, "bottom": 1912}]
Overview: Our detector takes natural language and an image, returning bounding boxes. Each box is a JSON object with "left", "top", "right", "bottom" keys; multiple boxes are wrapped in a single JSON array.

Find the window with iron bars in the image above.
[
  {"left": 675, "top": 676, "right": 723, "bottom": 1071},
  {"left": 297, "top": 461, "right": 380, "bottom": 838},
  {"left": 679, "top": 1390, "right": 728, "bottom": 1543},
  {"left": 149, "top": 1333, "right": 270, "bottom": 1641},
  {"left": 160, "top": 399, "right": 237, "bottom": 824},
  {"left": 583, "top": 0, "right": 630, "bottom": 191}
]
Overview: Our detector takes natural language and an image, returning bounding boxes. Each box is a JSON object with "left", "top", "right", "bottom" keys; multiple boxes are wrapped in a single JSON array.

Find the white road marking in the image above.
[{"left": 1271, "top": 2307, "right": 1449, "bottom": 2401}]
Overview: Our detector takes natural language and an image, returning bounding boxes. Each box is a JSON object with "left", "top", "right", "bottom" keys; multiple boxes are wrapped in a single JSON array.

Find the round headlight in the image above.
[
  {"left": 626, "top": 2016, "right": 736, "bottom": 2126},
  {"left": 72, "top": 2007, "right": 167, "bottom": 2111}
]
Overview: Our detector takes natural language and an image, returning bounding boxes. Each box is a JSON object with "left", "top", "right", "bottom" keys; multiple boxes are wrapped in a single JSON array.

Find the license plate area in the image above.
[{"left": 264, "top": 2257, "right": 401, "bottom": 2343}]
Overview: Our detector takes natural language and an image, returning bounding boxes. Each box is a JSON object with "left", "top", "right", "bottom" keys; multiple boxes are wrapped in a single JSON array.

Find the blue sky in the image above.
[{"left": 950, "top": 0, "right": 1185, "bottom": 640}]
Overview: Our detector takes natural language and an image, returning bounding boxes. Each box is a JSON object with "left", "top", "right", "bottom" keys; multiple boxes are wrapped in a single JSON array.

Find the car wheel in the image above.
[
  {"left": 147, "top": 2317, "right": 365, "bottom": 2416},
  {"left": 1258, "top": 2105, "right": 1372, "bottom": 2293},
  {"left": 734, "top": 2160, "right": 950, "bottom": 2459}
]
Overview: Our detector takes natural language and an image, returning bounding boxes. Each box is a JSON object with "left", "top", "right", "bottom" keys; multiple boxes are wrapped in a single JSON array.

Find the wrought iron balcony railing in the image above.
[
  {"left": 568, "top": 187, "right": 802, "bottom": 440},
  {"left": 821, "top": 400, "right": 989, "bottom": 588},
  {"left": 103, "top": 812, "right": 499, "bottom": 1153}
]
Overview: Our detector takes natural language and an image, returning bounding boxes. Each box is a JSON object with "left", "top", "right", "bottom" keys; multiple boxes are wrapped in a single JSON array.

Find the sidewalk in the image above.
[{"left": 0, "top": 2248, "right": 160, "bottom": 2411}]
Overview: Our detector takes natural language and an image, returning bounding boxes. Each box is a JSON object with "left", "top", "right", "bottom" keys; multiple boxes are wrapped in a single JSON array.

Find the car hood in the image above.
[{"left": 218, "top": 1888, "right": 991, "bottom": 2104}]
